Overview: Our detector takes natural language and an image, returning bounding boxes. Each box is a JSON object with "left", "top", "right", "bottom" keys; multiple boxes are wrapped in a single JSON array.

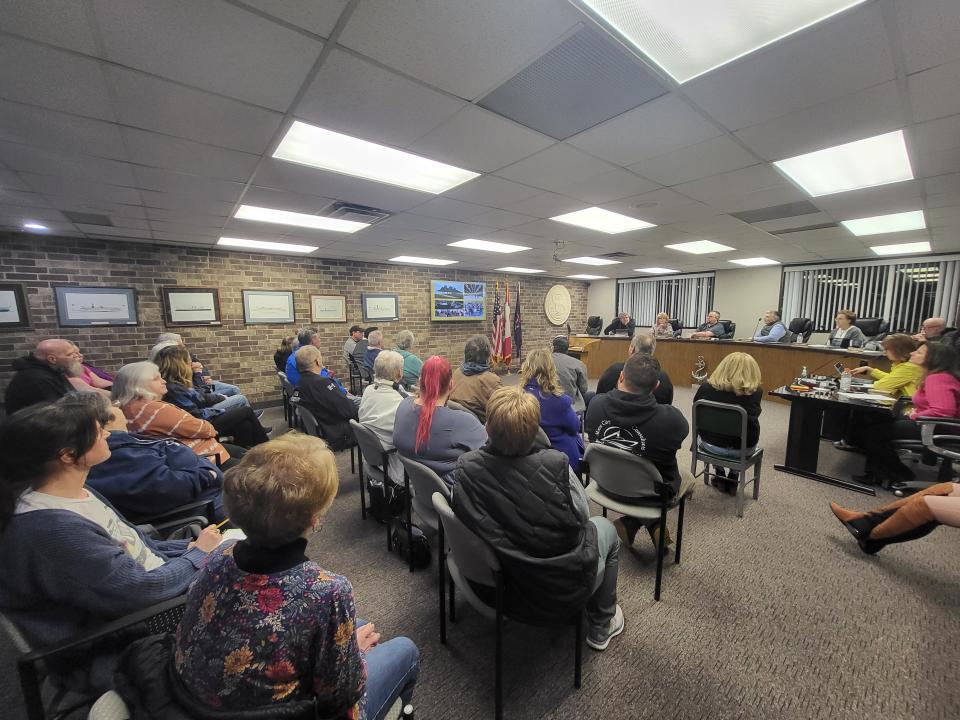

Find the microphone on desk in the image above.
[
  {"left": 751, "top": 316, "right": 763, "bottom": 337},
  {"left": 566, "top": 323, "right": 571, "bottom": 336}
]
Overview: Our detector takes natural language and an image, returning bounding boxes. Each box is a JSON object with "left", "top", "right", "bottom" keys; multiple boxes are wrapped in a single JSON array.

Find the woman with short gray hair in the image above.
[
  {"left": 359, "top": 350, "right": 410, "bottom": 483},
  {"left": 449, "top": 334, "right": 502, "bottom": 422},
  {"left": 393, "top": 330, "right": 423, "bottom": 388}
]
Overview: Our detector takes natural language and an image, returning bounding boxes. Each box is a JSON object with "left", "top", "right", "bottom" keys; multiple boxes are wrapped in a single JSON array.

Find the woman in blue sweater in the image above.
[
  {"left": 520, "top": 348, "right": 584, "bottom": 473},
  {"left": 0, "top": 399, "right": 222, "bottom": 687}
]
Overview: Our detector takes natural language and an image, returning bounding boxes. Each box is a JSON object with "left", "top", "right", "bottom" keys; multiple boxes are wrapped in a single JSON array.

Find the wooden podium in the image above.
[{"left": 567, "top": 334, "right": 631, "bottom": 378}]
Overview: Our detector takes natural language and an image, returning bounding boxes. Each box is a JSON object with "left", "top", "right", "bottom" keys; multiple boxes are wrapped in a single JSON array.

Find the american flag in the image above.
[
  {"left": 502, "top": 283, "right": 513, "bottom": 367},
  {"left": 491, "top": 281, "right": 504, "bottom": 364},
  {"left": 512, "top": 281, "right": 522, "bottom": 361}
]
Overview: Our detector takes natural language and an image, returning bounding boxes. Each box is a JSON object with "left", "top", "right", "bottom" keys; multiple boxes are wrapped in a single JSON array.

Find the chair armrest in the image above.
[
  {"left": 198, "top": 451, "right": 222, "bottom": 468},
  {"left": 913, "top": 416, "right": 960, "bottom": 426},
  {"left": 152, "top": 515, "right": 209, "bottom": 535},
  {"left": 134, "top": 499, "right": 216, "bottom": 527}
]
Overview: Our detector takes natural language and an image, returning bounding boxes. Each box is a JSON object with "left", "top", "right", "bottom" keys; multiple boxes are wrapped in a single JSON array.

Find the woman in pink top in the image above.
[{"left": 855, "top": 343, "right": 960, "bottom": 486}]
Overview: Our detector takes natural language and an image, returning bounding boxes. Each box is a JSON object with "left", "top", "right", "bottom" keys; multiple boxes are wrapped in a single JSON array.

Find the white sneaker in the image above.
[{"left": 586, "top": 604, "right": 624, "bottom": 651}]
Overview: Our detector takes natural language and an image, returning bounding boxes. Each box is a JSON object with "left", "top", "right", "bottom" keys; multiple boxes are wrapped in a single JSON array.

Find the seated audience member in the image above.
[
  {"left": 689, "top": 310, "right": 725, "bottom": 339},
  {"left": 65, "top": 392, "right": 225, "bottom": 522},
  {"left": 604, "top": 311, "right": 636, "bottom": 337},
  {"left": 358, "top": 350, "right": 409, "bottom": 483},
  {"left": 343, "top": 324, "right": 364, "bottom": 364},
  {"left": 856, "top": 343, "right": 960, "bottom": 486},
  {"left": 4, "top": 338, "right": 77, "bottom": 414},
  {"left": 586, "top": 354, "right": 694, "bottom": 552},
  {"left": 295, "top": 346, "right": 358, "bottom": 451},
  {"left": 364, "top": 330, "right": 384, "bottom": 372},
  {"left": 520, "top": 348, "right": 584, "bottom": 472},
  {"left": 596, "top": 333, "right": 674, "bottom": 404},
  {"left": 119, "top": 433, "right": 419, "bottom": 719},
  {"left": 912, "top": 317, "right": 949, "bottom": 344},
  {"left": 452, "top": 387, "right": 624, "bottom": 651},
  {"left": 394, "top": 356, "right": 487, "bottom": 485},
  {"left": 114, "top": 361, "right": 236, "bottom": 467},
  {"left": 830, "top": 482, "right": 960, "bottom": 555},
  {"left": 286, "top": 328, "right": 330, "bottom": 388},
  {"left": 274, "top": 334, "right": 296, "bottom": 373},
  {"left": 552, "top": 336, "right": 592, "bottom": 412},
  {"left": 0, "top": 401, "right": 222, "bottom": 687},
  {"left": 68, "top": 347, "right": 113, "bottom": 393},
  {"left": 849, "top": 334, "right": 922, "bottom": 397},
  {"left": 449, "top": 334, "right": 503, "bottom": 422},
  {"left": 652, "top": 312, "right": 674, "bottom": 339},
  {"left": 155, "top": 345, "right": 270, "bottom": 448},
  {"left": 150, "top": 332, "right": 243, "bottom": 399},
  {"left": 828, "top": 309, "right": 866, "bottom": 348},
  {"left": 752, "top": 310, "right": 787, "bottom": 343},
  {"left": 394, "top": 330, "right": 424, "bottom": 388},
  {"left": 693, "top": 352, "right": 763, "bottom": 494}
]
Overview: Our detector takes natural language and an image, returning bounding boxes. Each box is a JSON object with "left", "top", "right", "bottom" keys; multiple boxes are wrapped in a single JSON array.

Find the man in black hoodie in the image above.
[
  {"left": 4, "top": 339, "right": 77, "bottom": 414},
  {"left": 585, "top": 353, "right": 693, "bottom": 551},
  {"left": 295, "top": 345, "right": 358, "bottom": 451}
]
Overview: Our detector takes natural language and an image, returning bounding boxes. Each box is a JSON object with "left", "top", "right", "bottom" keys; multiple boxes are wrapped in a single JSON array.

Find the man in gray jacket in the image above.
[{"left": 551, "top": 336, "right": 592, "bottom": 412}]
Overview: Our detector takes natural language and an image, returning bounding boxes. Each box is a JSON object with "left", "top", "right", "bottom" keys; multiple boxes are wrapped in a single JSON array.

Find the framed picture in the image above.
[
  {"left": 54, "top": 286, "right": 138, "bottom": 327},
  {"left": 162, "top": 287, "right": 222, "bottom": 326},
  {"left": 310, "top": 294, "right": 347, "bottom": 323},
  {"left": 242, "top": 290, "right": 296, "bottom": 325},
  {"left": 361, "top": 293, "right": 399, "bottom": 322},
  {"left": 0, "top": 283, "right": 29, "bottom": 330}
]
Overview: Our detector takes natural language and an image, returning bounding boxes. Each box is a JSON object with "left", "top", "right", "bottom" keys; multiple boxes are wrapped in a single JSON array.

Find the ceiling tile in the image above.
[
  {"left": 0, "top": 168, "right": 31, "bottom": 192},
  {"left": 907, "top": 58, "right": 960, "bottom": 124},
  {"left": 337, "top": 0, "right": 582, "bottom": 99},
  {"left": 295, "top": 49, "right": 465, "bottom": 148},
  {"left": 496, "top": 144, "right": 614, "bottom": 190},
  {"left": 92, "top": 0, "right": 322, "bottom": 110},
  {"left": 500, "top": 191, "right": 585, "bottom": 218},
  {"left": 139, "top": 190, "right": 234, "bottom": 215},
  {"left": 813, "top": 179, "right": 924, "bottom": 218},
  {"left": 465, "top": 208, "right": 538, "bottom": 229},
  {"left": 631, "top": 136, "right": 758, "bottom": 187},
  {"left": 404, "top": 197, "right": 490, "bottom": 222},
  {"left": 122, "top": 127, "right": 260, "bottom": 183},
  {"left": 568, "top": 94, "right": 722, "bottom": 165},
  {"left": 0, "top": 141, "right": 138, "bottom": 187},
  {"left": 374, "top": 213, "right": 453, "bottom": 233},
  {"left": 601, "top": 188, "right": 710, "bottom": 225},
  {"left": 239, "top": 0, "right": 348, "bottom": 37},
  {"left": 443, "top": 175, "right": 542, "bottom": 207},
  {"left": 673, "top": 165, "right": 807, "bottom": 213},
  {"left": 0, "top": 0, "right": 99, "bottom": 54},
  {"left": 911, "top": 114, "right": 960, "bottom": 179},
  {"left": 895, "top": 0, "right": 960, "bottom": 74},
  {"left": 0, "top": 101, "right": 127, "bottom": 160},
  {"left": 22, "top": 172, "right": 143, "bottom": 205},
  {"left": 408, "top": 104, "right": 553, "bottom": 172},
  {"left": 555, "top": 168, "right": 659, "bottom": 204}
]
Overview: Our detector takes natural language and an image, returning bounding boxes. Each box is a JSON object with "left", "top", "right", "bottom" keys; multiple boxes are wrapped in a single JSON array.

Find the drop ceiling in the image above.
[{"left": 0, "top": 0, "right": 958, "bottom": 280}]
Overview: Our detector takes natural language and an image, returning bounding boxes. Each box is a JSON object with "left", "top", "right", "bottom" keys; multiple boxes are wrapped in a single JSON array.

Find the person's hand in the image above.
[
  {"left": 188, "top": 524, "right": 222, "bottom": 553},
  {"left": 191, "top": 361, "right": 203, "bottom": 372},
  {"left": 208, "top": 469, "right": 220, "bottom": 480},
  {"left": 356, "top": 623, "right": 380, "bottom": 652},
  {"left": 911, "top": 333, "right": 926, "bottom": 343},
  {"left": 204, "top": 376, "right": 214, "bottom": 385},
  {"left": 850, "top": 366, "right": 871, "bottom": 376}
]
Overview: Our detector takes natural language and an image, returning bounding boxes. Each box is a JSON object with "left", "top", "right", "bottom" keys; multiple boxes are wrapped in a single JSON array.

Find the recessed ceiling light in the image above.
[
  {"left": 870, "top": 241, "right": 931, "bottom": 256},
  {"left": 840, "top": 210, "right": 926, "bottom": 236},
  {"left": 550, "top": 206, "right": 656, "bottom": 234},
  {"left": 218, "top": 237, "right": 318, "bottom": 253},
  {"left": 496, "top": 266, "right": 545, "bottom": 274},
  {"left": 773, "top": 130, "right": 914, "bottom": 197},
  {"left": 567, "top": 274, "right": 608, "bottom": 280},
  {"left": 448, "top": 238, "right": 530, "bottom": 253},
  {"left": 561, "top": 256, "right": 623, "bottom": 266},
  {"left": 235, "top": 204, "right": 369, "bottom": 233},
  {"left": 577, "top": 0, "right": 868, "bottom": 84},
  {"left": 665, "top": 240, "right": 735, "bottom": 254},
  {"left": 389, "top": 256, "right": 458, "bottom": 266},
  {"left": 729, "top": 257, "right": 780, "bottom": 266},
  {"left": 22, "top": 222, "right": 48, "bottom": 231},
  {"left": 634, "top": 267, "right": 679, "bottom": 274},
  {"left": 273, "top": 121, "right": 478, "bottom": 194}
]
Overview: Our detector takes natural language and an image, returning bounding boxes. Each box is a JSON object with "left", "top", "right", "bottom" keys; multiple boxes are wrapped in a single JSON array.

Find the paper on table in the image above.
[{"left": 837, "top": 392, "right": 894, "bottom": 403}]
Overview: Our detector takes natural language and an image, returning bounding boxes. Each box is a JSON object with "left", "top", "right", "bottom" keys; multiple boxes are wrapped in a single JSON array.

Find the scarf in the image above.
[{"left": 460, "top": 361, "right": 490, "bottom": 376}]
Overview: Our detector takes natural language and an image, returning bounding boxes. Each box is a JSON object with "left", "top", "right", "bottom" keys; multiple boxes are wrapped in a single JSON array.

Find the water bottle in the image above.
[{"left": 839, "top": 369, "right": 852, "bottom": 392}]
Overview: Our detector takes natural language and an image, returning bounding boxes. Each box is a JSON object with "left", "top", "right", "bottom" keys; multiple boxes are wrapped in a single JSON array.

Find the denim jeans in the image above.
[
  {"left": 698, "top": 437, "right": 755, "bottom": 458},
  {"left": 209, "top": 392, "right": 250, "bottom": 412},
  {"left": 363, "top": 636, "right": 420, "bottom": 720},
  {"left": 210, "top": 380, "right": 241, "bottom": 397},
  {"left": 586, "top": 517, "right": 619, "bottom": 633}
]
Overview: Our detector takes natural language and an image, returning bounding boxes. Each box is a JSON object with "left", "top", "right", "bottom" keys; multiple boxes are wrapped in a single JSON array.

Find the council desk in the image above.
[{"left": 568, "top": 335, "right": 891, "bottom": 403}]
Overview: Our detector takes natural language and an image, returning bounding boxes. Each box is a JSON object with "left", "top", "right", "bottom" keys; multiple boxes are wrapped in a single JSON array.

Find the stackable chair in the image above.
[
  {"left": 582, "top": 443, "right": 689, "bottom": 601},
  {"left": 278, "top": 372, "right": 297, "bottom": 429},
  {"left": 691, "top": 400, "right": 764, "bottom": 518},
  {"left": 400, "top": 456, "right": 450, "bottom": 576},
  {"left": 432, "top": 493, "right": 583, "bottom": 720},
  {"left": 669, "top": 318, "right": 682, "bottom": 337},
  {"left": 349, "top": 419, "right": 398, "bottom": 542},
  {"left": 297, "top": 404, "right": 356, "bottom": 475}
]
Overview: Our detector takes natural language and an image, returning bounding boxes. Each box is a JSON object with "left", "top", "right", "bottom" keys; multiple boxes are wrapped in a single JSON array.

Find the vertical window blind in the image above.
[
  {"left": 780, "top": 255, "right": 960, "bottom": 332},
  {"left": 618, "top": 273, "right": 714, "bottom": 328}
]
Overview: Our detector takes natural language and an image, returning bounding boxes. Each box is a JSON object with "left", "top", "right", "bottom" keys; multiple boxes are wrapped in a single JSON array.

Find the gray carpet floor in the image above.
[{"left": 2, "top": 385, "right": 958, "bottom": 719}]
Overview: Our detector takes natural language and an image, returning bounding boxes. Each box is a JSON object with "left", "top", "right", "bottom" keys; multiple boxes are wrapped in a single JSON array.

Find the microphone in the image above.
[
  {"left": 807, "top": 356, "right": 845, "bottom": 378},
  {"left": 567, "top": 322, "right": 571, "bottom": 336},
  {"left": 752, "top": 317, "right": 763, "bottom": 337}
]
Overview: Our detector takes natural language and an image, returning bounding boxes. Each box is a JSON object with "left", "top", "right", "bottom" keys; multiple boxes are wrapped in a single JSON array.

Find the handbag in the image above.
[{"left": 390, "top": 519, "right": 431, "bottom": 569}]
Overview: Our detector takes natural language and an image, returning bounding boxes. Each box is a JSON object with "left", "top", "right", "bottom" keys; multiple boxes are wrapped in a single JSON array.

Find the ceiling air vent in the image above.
[
  {"left": 776, "top": 222, "right": 839, "bottom": 235},
  {"left": 62, "top": 211, "right": 113, "bottom": 226},
  {"left": 322, "top": 201, "right": 390, "bottom": 226},
  {"left": 599, "top": 251, "right": 636, "bottom": 259}
]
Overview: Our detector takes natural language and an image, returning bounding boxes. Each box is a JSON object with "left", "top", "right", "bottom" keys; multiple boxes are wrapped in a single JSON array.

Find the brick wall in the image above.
[{"left": 0, "top": 233, "right": 588, "bottom": 405}]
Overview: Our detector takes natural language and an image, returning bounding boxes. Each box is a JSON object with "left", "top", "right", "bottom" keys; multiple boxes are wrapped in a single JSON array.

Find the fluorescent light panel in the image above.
[
  {"left": 22, "top": 222, "right": 48, "bottom": 231},
  {"left": 578, "top": 0, "right": 868, "bottom": 83},
  {"left": 634, "top": 267, "right": 679, "bottom": 274},
  {"left": 729, "top": 257, "right": 779, "bottom": 266},
  {"left": 218, "top": 237, "right": 318, "bottom": 253},
  {"left": 774, "top": 130, "right": 914, "bottom": 197},
  {"left": 840, "top": 210, "right": 926, "bottom": 236},
  {"left": 389, "top": 256, "right": 458, "bottom": 266},
  {"left": 448, "top": 238, "right": 530, "bottom": 253},
  {"left": 496, "top": 266, "right": 545, "bottom": 274},
  {"left": 235, "top": 204, "right": 369, "bottom": 233},
  {"left": 550, "top": 206, "right": 655, "bottom": 234},
  {"left": 561, "top": 256, "right": 622, "bottom": 266},
  {"left": 665, "top": 240, "right": 734, "bottom": 254},
  {"left": 870, "top": 241, "right": 931, "bottom": 256},
  {"left": 273, "top": 121, "right": 478, "bottom": 194},
  {"left": 568, "top": 274, "right": 607, "bottom": 280}
]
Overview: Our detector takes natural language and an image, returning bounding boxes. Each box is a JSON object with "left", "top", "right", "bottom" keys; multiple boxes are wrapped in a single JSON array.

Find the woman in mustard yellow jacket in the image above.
[{"left": 848, "top": 333, "right": 922, "bottom": 397}]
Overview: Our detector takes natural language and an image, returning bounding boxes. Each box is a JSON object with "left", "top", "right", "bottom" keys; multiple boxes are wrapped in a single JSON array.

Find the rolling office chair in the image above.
[
  {"left": 585, "top": 316, "right": 602, "bottom": 335},
  {"left": 718, "top": 320, "right": 736, "bottom": 339},
  {"left": 854, "top": 317, "right": 890, "bottom": 343},
  {"left": 787, "top": 317, "right": 814, "bottom": 343},
  {"left": 668, "top": 318, "right": 682, "bottom": 337}
]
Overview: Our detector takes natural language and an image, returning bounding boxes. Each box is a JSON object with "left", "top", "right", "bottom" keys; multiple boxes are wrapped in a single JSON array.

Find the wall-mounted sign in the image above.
[{"left": 544, "top": 284, "right": 571, "bottom": 326}]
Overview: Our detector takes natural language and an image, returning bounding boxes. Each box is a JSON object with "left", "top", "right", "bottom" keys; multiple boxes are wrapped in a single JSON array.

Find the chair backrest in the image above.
[
  {"left": 788, "top": 317, "right": 814, "bottom": 342},
  {"left": 719, "top": 320, "right": 736, "bottom": 339},
  {"left": 854, "top": 317, "right": 888, "bottom": 340},
  {"left": 582, "top": 443, "right": 667, "bottom": 500},
  {"left": 401, "top": 456, "right": 450, "bottom": 530},
  {"left": 585, "top": 316, "right": 602, "bottom": 335},
  {"left": 692, "top": 399, "right": 749, "bottom": 455},
  {"left": 352, "top": 338, "right": 369, "bottom": 361},
  {"left": 432, "top": 492, "right": 500, "bottom": 587},
  {"left": 669, "top": 318, "right": 682, "bottom": 334},
  {"left": 0, "top": 608, "right": 32, "bottom": 655},
  {"left": 279, "top": 373, "right": 296, "bottom": 398},
  {"left": 349, "top": 419, "right": 388, "bottom": 469},
  {"left": 298, "top": 404, "right": 320, "bottom": 437}
]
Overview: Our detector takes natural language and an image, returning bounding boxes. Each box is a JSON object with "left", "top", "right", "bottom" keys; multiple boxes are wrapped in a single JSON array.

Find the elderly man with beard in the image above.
[{"left": 4, "top": 338, "right": 79, "bottom": 414}]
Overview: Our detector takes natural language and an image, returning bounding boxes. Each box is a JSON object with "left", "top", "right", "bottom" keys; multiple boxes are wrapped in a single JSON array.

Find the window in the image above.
[
  {"left": 780, "top": 255, "right": 960, "bottom": 332},
  {"left": 617, "top": 273, "right": 714, "bottom": 328}
]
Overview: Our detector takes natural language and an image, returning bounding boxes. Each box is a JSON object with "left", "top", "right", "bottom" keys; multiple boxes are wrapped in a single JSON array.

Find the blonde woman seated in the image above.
[
  {"left": 652, "top": 312, "right": 675, "bottom": 339},
  {"left": 112, "top": 361, "right": 240, "bottom": 469},
  {"left": 115, "top": 434, "right": 420, "bottom": 718},
  {"left": 520, "top": 348, "right": 584, "bottom": 472},
  {"left": 693, "top": 352, "right": 762, "bottom": 494}
]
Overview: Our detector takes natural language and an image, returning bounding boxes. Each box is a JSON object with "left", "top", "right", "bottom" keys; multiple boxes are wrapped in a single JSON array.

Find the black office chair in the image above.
[
  {"left": 854, "top": 318, "right": 889, "bottom": 343},
  {"left": 891, "top": 416, "right": 960, "bottom": 496},
  {"left": 668, "top": 318, "right": 682, "bottom": 337},
  {"left": 718, "top": 320, "right": 736, "bottom": 339},
  {"left": 585, "top": 316, "right": 602, "bottom": 336},
  {"left": 787, "top": 317, "right": 814, "bottom": 343}
]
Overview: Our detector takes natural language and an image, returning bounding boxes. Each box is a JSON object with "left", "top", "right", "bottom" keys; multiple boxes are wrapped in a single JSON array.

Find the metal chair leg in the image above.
[
  {"left": 351, "top": 445, "right": 356, "bottom": 474},
  {"left": 753, "top": 459, "right": 761, "bottom": 500},
  {"left": 438, "top": 524, "right": 447, "bottom": 644},
  {"left": 406, "top": 473, "right": 414, "bottom": 572},
  {"left": 675, "top": 496, "right": 685, "bottom": 564},
  {"left": 574, "top": 611, "right": 583, "bottom": 689},
  {"left": 494, "top": 575, "right": 503, "bottom": 720},
  {"left": 359, "top": 462, "right": 367, "bottom": 520},
  {"left": 449, "top": 569, "right": 456, "bottom": 622},
  {"left": 654, "top": 504, "right": 667, "bottom": 601}
]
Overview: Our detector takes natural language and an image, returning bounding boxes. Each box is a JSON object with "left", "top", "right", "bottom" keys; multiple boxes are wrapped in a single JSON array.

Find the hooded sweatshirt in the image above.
[
  {"left": 585, "top": 387, "right": 689, "bottom": 493},
  {"left": 4, "top": 354, "right": 73, "bottom": 414}
]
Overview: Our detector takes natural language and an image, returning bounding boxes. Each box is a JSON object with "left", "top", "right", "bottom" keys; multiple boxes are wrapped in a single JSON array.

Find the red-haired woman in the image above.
[{"left": 393, "top": 356, "right": 487, "bottom": 486}]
